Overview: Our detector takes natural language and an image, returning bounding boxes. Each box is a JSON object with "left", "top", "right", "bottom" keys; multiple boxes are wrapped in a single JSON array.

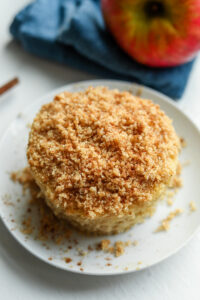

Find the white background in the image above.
[{"left": 0, "top": 1, "right": 200, "bottom": 299}]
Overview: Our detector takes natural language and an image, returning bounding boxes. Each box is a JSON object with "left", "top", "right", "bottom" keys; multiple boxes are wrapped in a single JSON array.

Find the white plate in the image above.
[{"left": 0, "top": 80, "right": 200, "bottom": 276}]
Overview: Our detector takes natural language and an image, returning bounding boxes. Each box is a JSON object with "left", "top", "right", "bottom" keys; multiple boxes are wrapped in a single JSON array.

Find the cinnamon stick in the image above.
[{"left": 0, "top": 77, "right": 19, "bottom": 95}]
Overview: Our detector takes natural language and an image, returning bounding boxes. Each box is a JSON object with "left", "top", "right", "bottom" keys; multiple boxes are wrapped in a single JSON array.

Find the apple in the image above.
[{"left": 101, "top": 0, "right": 200, "bottom": 67}]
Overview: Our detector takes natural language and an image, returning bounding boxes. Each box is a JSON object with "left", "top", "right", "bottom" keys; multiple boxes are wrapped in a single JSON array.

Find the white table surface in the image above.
[{"left": 1, "top": 1, "right": 200, "bottom": 299}]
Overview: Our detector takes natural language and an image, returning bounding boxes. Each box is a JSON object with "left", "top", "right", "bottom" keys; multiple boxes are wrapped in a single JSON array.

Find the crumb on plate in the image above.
[
  {"left": 155, "top": 208, "right": 183, "bottom": 232},
  {"left": 189, "top": 201, "right": 197, "bottom": 212},
  {"left": 65, "top": 257, "right": 72, "bottom": 264}
]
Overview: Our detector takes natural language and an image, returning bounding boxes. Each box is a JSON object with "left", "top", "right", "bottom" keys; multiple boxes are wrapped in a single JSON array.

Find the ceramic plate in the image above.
[{"left": 0, "top": 80, "right": 200, "bottom": 276}]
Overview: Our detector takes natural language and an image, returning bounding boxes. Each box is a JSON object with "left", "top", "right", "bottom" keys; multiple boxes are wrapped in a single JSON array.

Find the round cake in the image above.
[{"left": 27, "top": 86, "right": 180, "bottom": 235}]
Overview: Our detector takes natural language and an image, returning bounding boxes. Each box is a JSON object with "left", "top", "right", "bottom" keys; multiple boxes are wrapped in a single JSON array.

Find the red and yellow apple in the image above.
[{"left": 101, "top": 0, "right": 200, "bottom": 67}]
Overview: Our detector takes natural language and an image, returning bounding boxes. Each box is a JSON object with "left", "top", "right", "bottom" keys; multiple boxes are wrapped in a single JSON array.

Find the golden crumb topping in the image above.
[{"left": 27, "top": 86, "right": 180, "bottom": 217}]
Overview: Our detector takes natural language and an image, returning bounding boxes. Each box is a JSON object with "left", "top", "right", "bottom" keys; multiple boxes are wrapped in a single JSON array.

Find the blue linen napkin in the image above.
[{"left": 10, "top": 0, "right": 195, "bottom": 99}]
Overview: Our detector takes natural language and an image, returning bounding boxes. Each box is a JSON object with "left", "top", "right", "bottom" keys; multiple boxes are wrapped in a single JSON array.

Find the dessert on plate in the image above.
[{"left": 27, "top": 86, "right": 180, "bottom": 235}]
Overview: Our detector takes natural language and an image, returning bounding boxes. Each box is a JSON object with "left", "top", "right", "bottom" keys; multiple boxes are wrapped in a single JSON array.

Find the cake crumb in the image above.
[
  {"left": 77, "top": 261, "right": 82, "bottom": 266},
  {"left": 88, "top": 245, "right": 93, "bottom": 251},
  {"left": 11, "top": 168, "right": 76, "bottom": 247},
  {"left": 137, "top": 261, "right": 142, "bottom": 265},
  {"left": 80, "top": 268, "right": 84, "bottom": 272},
  {"left": 106, "top": 263, "right": 112, "bottom": 266},
  {"left": 155, "top": 208, "right": 183, "bottom": 232},
  {"left": 105, "top": 257, "right": 112, "bottom": 261},
  {"left": 97, "top": 239, "right": 110, "bottom": 251},
  {"left": 133, "top": 240, "right": 138, "bottom": 246},
  {"left": 165, "top": 188, "right": 179, "bottom": 206},
  {"left": 160, "top": 193, "right": 166, "bottom": 201},
  {"left": 171, "top": 176, "right": 182, "bottom": 188},
  {"left": 124, "top": 267, "right": 129, "bottom": 271},
  {"left": 2, "top": 194, "right": 14, "bottom": 206},
  {"left": 21, "top": 217, "right": 33, "bottom": 235},
  {"left": 167, "top": 198, "right": 173, "bottom": 206},
  {"left": 124, "top": 240, "right": 131, "bottom": 247},
  {"left": 77, "top": 248, "right": 87, "bottom": 256},
  {"left": 180, "top": 137, "right": 187, "bottom": 148},
  {"left": 108, "top": 247, "right": 114, "bottom": 254},
  {"left": 189, "top": 201, "right": 197, "bottom": 212},
  {"left": 65, "top": 257, "right": 72, "bottom": 263},
  {"left": 97, "top": 239, "right": 131, "bottom": 257},
  {"left": 48, "top": 257, "right": 53, "bottom": 261},
  {"left": 55, "top": 236, "right": 63, "bottom": 245},
  {"left": 135, "top": 88, "right": 142, "bottom": 97},
  {"left": 115, "top": 241, "right": 125, "bottom": 257},
  {"left": 182, "top": 160, "right": 190, "bottom": 167}
]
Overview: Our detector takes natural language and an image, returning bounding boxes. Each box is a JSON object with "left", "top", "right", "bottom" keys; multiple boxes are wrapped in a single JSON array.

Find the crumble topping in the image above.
[{"left": 27, "top": 86, "right": 180, "bottom": 217}]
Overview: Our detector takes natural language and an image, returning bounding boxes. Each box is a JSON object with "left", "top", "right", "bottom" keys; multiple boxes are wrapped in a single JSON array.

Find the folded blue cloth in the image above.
[{"left": 10, "top": 0, "right": 195, "bottom": 99}]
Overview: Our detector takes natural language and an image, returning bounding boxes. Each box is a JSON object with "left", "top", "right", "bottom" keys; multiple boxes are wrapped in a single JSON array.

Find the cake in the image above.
[{"left": 27, "top": 86, "right": 180, "bottom": 235}]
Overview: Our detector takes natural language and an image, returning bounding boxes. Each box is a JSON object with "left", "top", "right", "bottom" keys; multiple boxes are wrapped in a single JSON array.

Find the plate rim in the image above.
[{"left": 0, "top": 79, "right": 200, "bottom": 276}]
